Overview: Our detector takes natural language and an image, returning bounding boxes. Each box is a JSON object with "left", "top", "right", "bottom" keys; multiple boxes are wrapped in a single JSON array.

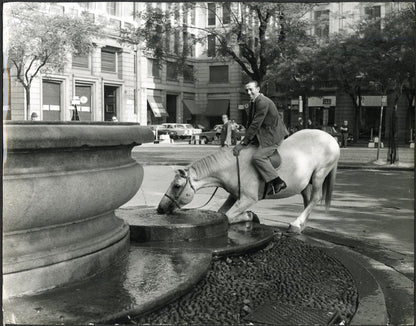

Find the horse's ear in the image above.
[{"left": 176, "top": 169, "right": 187, "bottom": 178}]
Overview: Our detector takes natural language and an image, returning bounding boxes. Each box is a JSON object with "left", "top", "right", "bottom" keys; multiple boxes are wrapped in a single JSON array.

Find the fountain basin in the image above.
[{"left": 3, "top": 121, "right": 154, "bottom": 298}]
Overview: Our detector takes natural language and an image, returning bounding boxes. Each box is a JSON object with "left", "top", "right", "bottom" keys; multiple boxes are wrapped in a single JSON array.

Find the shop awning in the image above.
[
  {"left": 147, "top": 96, "right": 169, "bottom": 117},
  {"left": 205, "top": 99, "right": 229, "bottom": 116},
  {"left": 183, "top": 99, "right": 204, "bottom": 115}
]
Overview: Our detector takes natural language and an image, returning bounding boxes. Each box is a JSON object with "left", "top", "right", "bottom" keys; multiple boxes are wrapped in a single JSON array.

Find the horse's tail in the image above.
[{"left": 322, "top": 163, "right": 338, "bottom": 212}]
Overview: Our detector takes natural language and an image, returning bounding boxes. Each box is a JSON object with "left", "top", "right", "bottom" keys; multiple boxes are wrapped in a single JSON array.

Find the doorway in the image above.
[
  {"left": 104, "top": 86, "right": 118, "bottom": 121},
  {"left": 166, "top": 94, "right": 177, "bottom": 123}
]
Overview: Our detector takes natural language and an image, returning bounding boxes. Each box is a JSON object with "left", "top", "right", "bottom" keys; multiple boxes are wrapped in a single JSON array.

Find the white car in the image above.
[{"left": 161, "top": 123, "right": 201, "bottom": 138}]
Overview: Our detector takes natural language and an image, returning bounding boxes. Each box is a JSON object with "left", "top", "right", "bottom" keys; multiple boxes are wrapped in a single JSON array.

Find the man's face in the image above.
[
  {"left": 245, "top": 82, "right": 260, "bottom": 101},
  {"left": 222, "top": 115, "right": 228, "bottom": 123}
]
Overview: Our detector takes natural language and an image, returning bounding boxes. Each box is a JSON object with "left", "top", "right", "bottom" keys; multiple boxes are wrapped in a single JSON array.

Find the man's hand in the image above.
[{"left": 233, "top": 143, "right": 245, "bottom": 156}]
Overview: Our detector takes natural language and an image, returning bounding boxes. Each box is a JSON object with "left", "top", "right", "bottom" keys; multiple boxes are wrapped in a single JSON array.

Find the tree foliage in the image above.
[
  {"left": 121, "top": 2, "right": 316, "bottom": 87},
  {"left": 4, "top": 3, "right": 102, "bottom": 119}
]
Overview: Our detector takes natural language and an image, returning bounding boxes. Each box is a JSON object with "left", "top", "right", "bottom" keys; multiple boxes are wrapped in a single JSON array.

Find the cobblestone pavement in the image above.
[{"left": 128, "top": 235, "right": 358, "bottom": 325}]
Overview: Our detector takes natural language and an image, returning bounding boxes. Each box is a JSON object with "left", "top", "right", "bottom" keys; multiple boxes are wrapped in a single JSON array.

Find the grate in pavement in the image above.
[{"left": 243, "top": 302, "right": 343, "bottom": 325}]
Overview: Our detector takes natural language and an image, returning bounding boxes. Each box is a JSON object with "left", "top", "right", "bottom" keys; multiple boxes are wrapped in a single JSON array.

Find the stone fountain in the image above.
[{"left": 2, "top": 121, "right": 275, "bottom": 324}]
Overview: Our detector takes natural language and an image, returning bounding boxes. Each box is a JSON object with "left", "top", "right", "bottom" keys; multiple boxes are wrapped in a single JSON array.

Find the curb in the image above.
[
  {"left": 286, "top": 233, "right": 389, "bottom": 325},
  {"left": 284, "top": 229, "right": 414, "bottom": 325}
]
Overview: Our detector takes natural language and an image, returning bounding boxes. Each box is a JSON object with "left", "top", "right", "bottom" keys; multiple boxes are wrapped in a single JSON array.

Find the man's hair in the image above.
[{"left": 245, "top": 80, "right": 260, "bottom": 88}]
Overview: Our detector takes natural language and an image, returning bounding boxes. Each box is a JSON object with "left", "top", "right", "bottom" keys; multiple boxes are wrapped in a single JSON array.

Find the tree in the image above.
[
  {"left": 121, "top": 2, "right": 315, "bottom": 88},
  {"left": 306, "top": 3, "right": 415, "bottom": 144},
  {"left": 4, "top": 3, "right": 101, "bottom": 120}
]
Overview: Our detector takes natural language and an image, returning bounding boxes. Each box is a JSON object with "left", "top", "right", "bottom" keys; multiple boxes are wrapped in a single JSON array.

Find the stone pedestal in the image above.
[{"left": 3, "top": 121, "right": 154, "bottom": 298}]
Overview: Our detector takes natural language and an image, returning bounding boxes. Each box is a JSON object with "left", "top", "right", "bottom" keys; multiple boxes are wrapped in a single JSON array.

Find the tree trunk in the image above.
[
  {"left": 25, "top": 85, "right": 31, "bottom": 121},
  {"left": 387, "top": 104, "right": 399, "bottom": 164}
]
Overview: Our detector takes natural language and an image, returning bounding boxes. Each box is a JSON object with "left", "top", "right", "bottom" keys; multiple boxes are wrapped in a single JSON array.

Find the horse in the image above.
[{"left": 157, "top": 129, "right": 340, "bottom": 233}]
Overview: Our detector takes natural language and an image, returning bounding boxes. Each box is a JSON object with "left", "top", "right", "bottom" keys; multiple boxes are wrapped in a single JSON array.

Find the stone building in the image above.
[{"left": 3, "top": 2, "right": 414, "bottom": 143}]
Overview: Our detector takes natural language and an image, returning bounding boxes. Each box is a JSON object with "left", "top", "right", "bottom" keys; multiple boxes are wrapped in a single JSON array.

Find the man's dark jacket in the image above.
[{"left": 242, "top": 94, "right": 289, "bottom": 147}]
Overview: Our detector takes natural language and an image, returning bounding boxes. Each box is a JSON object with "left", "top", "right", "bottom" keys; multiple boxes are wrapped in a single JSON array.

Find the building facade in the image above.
[
  {"left": 4, "top": 2, "right": 246, "bottom": 129},
  {"left": 3, "top": 2, "right": 414, "bottom": 143}
]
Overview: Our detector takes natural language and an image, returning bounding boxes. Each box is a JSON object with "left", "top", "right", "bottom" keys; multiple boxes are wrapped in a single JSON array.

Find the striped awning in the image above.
[{"left": 147, "top": 96, "right": 168, "bottom": 117}]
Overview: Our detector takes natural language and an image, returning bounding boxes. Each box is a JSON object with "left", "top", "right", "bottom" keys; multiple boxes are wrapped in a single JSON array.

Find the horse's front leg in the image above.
[
  {"left": 218, "top": 194, "right": 236, "bottom": 214},
  {"left": 225, "top": 196, "right": 257, "bottom": 224}
]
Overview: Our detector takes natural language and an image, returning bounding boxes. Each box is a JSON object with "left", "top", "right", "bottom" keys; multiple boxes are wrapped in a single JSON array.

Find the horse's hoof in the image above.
[
  {"left": 286, "top": 224, "right": 302, "bottom": 234},
  {"left": 249, "top": 211, "right": 260, "bottom": 224}
]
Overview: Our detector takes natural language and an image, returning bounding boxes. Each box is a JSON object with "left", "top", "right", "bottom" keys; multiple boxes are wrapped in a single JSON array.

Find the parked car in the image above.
[
  {"left": 194, "top": 124, "right": 245, "bottom": 144},
  {"left": 147, "top": 125, "right": 178, "bottom": 140},
  {"left": 161, "top": 123, "right": 201, "bottom": 139}
]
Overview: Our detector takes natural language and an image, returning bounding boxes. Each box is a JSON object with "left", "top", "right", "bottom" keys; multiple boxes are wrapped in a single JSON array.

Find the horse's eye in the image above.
[{"left": 173, "top": 184, "right": 181, "bottom": 189}]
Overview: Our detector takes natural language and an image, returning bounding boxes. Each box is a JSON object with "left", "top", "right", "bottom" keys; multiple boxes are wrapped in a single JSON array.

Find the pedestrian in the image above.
[
  {"left": 220, "top": 114, "right": 232, "bottom": 147},
  {"left": 111, "top": 116, "right": 118, "bottom": 122},
  {"left": 340, "top": 120, "right": 349, "bottom": 148},
  {"left": 233, "top": 80, "right": 289, "bottom": 196},
  {"left": 295, "top": 117, "right": 304, "bottom": 131},
  {"left": 30, "top": 112, "right": 39, "bottom": 121}
]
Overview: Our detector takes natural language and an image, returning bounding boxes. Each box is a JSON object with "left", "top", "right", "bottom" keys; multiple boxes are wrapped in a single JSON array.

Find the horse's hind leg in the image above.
[
  {"left": 301, "top": 184, "right": 313, "bottom": 208},
  {"left": 289, "top": 171, "right": 325, "bottom": 233},
  {"left": 218, "top": 194, "right": 236, "bottom": 214}
]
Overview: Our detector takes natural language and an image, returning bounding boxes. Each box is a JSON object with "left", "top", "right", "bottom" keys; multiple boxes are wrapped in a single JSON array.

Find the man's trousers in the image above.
[{"left": 252, "top": 145, "right": 281, "bottom": 183}]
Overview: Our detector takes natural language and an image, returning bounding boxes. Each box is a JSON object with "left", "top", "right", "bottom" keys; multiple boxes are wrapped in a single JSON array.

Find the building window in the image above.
[
  {"left": 101, "top": 47, "right": 117, "bottom": 72},
  {"left": 208, "top": 3, "right": 216, "bottom": 26},
  {"left": 207, "top": 35, "right": 216, "bottom": 57},
  {"left": 183, "top": 65, "right": 194, "bottom": 82},
  {"left": 222, "top": 3, "right": 231, "bottom": 24},
  {"left": 365, "top": 5, "right": 381, "bottom": 29},
  {"left": 174, "top": 31, "right": 180, "bottom": 55},
  {"left": 42, "top": 80, "right": 61, "bottom": 121},
  {"left": 314, "top": 10, "right": 330, "bottom": 38},
  {"left": 167, "top": 61, "right": 178, "bottom": 81},
  {"left": 190, "top": 3, "right": 196, "bottom": 25},
  {"left": 209, "top": 65, "right": 229, "bottom": 83},
  {"left": 106, "top": 2, "right": 117, "bottom": 16},
  {"left": 147, "top": 59, "right": 160, "bottom": 78},
  {"left": 72, "top": 53, "right": 89, "bottom": 69},
  {"left": 75, "top": 84, "right": 92, "bottom": 121}
]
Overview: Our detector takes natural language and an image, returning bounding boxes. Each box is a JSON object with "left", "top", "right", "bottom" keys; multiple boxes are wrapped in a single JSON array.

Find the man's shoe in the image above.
[{"left": 267, "top": 177, "right": 287, "bottom": 196}]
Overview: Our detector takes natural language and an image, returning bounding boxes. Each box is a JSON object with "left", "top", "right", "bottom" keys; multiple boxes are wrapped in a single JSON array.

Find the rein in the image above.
[{"left": 163, "top": 154, "right": 242, "bottom": 210}]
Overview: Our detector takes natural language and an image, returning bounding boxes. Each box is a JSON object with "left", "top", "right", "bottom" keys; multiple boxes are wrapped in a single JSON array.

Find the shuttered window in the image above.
[
  {"left": 147, "top": 59, "right": 160, "bottom": 78},
  {"left": 167, "top": 62, "right": 178, "bottom": 81},
  {"left": 72, "top": 53, "right": 89, "bottom": 69},
  {"left": 223, "top": 3, "right": 231, "bottom": 24},
  {"left": 183, "top": 65, "right": 194, "bottom": 83},
  {"left": 101, "top": 47, "right": 117, "bottom": 72},
  {"left": 209, "top": 65, "right": 228, "bottom": 83},
  {"left": 208, "top": 3, "right": 216, "bottom": 25},
  {"left": 207, "top": 35, "right": 216, "bottom": 57}
]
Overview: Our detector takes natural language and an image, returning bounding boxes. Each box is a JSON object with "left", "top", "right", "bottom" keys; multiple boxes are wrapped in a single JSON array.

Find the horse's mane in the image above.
[{"left": 189, "top": 147, "right": 234, "bottom": 180}]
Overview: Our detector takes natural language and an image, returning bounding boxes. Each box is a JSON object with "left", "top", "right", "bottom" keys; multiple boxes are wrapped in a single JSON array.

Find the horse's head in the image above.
[{"left": 157, "top": 168, "right": 195, "bottom": 214}]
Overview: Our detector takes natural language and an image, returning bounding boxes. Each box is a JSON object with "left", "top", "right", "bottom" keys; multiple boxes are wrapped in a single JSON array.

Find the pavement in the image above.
[{"left": 124, "top": 142, "right": 414, "bottom": 325}]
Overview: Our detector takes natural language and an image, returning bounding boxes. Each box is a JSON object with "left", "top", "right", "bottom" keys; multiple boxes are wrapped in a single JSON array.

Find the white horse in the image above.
[{"left": 157, "top": 129, "right": 340, "bottom": 233}]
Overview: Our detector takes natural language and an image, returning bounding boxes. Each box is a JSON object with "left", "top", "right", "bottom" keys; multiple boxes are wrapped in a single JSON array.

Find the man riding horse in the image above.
[{"left": 233, "top": 80, "right": 289, "bottom": 197}]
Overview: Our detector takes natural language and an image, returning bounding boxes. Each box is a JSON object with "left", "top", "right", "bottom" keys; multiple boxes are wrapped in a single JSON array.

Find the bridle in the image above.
[{"left": 163, "top": 171, "right": 196, "bottom": 210}]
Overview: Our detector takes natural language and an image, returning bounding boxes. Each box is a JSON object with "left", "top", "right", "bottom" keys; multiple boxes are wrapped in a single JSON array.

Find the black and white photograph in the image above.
[{"left": 2, "top": 1, "right": 414, "bottom": 325}]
